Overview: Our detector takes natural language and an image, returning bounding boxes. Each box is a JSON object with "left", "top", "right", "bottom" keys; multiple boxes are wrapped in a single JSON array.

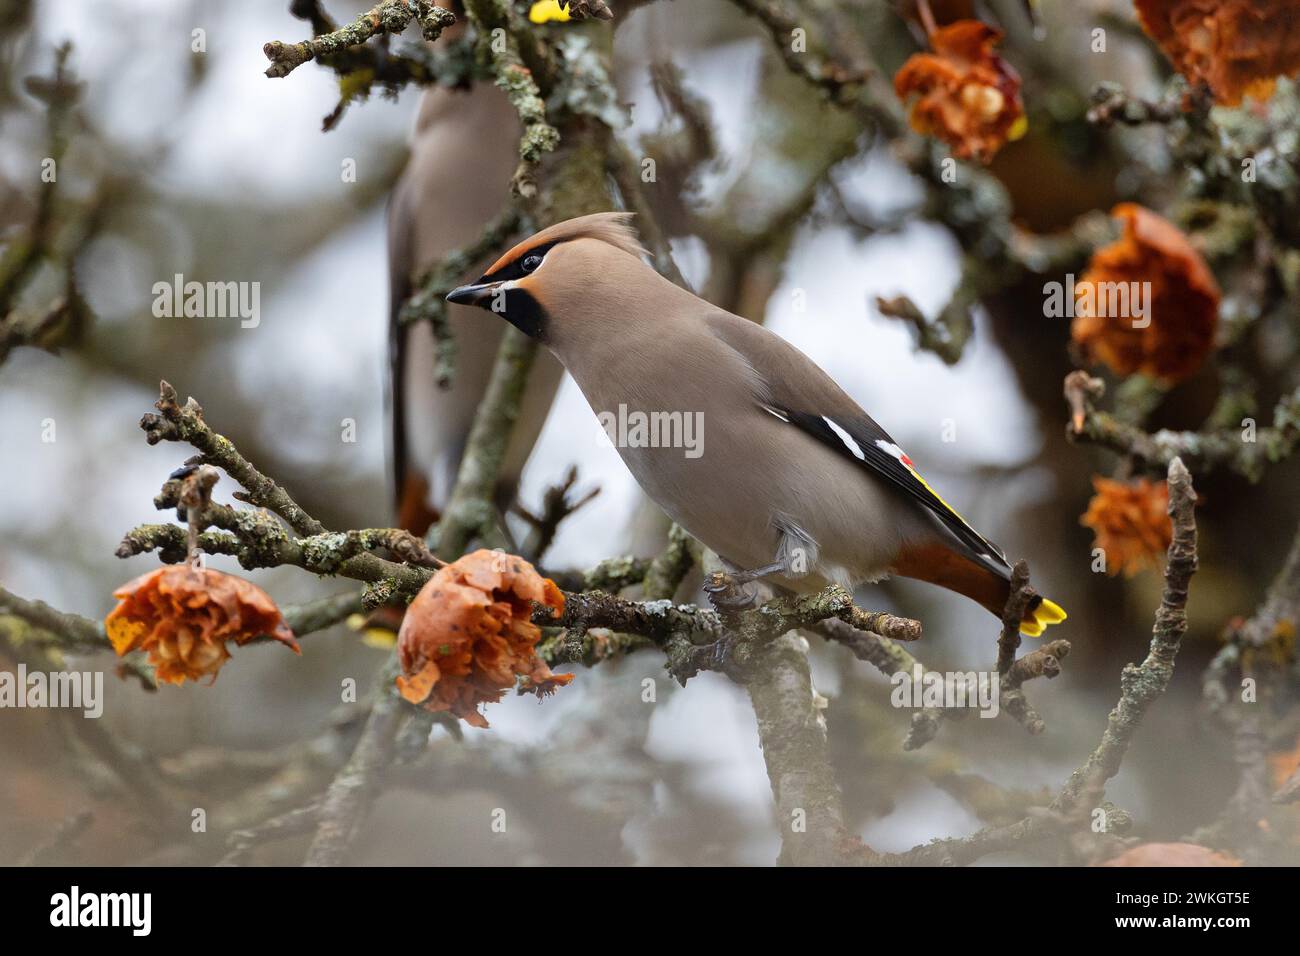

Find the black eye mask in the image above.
[{"left": 477, "top": 240, "right": 561, "bottom": 285}]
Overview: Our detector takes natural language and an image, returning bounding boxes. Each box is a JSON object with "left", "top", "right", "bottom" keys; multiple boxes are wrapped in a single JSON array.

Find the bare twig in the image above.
[
  {"left": 513, "top": 465, "right": 600, "bottom": 564},
  {"left": 221, "top": 803, "right": 321, "bottom": 866},
  {"left": 996, "top": 560, "right": 1033, "bottom": 675},
  {"left": 874, "top": 294, "right": 971, "bottom": 366},
  {"left": 1000, "top": 639, "right": 1072, "bottom": 736}
]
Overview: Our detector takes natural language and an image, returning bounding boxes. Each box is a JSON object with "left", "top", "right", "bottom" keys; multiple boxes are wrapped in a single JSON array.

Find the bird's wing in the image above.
[{"left": 702, "top": 311, "right": 1012, "bottom": 580}]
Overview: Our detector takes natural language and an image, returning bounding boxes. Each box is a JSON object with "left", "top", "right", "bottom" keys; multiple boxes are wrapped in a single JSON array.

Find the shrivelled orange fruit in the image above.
[
  {"left": 395, "top": 549, "right": 571, "bottom": 728},
  {"left": 1135, "top": 0, "right": 1300, "bottom": 106},
  {"left": 1100, "top": 842, "right": 1241, "bottom": 866},
  {"left": 1080, "top": 476, "right": 1173, "bottom": 577},
  {"left": 893, "top": 20, "right": 1026, "bottom": 163},
  {"left": 105, "top": 566, "right": 299, "bottom": 685},
  {"left": 1071, "top": 203, "right": 1220, "bottom": 384}
]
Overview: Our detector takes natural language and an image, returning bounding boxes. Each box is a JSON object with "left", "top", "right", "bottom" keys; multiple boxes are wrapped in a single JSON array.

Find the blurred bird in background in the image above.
[
  {"left": 447, "top": 213, "right": 1066, "bottom": 634},
  {"left": 387, "top": 17, "right": 564, "bottom": 537}
]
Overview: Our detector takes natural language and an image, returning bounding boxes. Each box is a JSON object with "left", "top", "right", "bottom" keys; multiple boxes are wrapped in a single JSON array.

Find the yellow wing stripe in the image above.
[{"left": 905, "top": 463, "right": 975, "bottom": 530}]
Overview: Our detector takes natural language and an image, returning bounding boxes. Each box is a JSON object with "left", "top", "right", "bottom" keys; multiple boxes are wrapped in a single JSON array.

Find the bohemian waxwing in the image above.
[
  {"left": 447, "top": 212, "right": 1066, "bottom": 634},
  {"left": 388, "top": 81, "right": 564, "bottom": 534}
]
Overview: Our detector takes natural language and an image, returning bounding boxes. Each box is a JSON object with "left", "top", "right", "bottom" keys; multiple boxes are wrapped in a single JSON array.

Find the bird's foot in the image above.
[
  {"left": 703, "top": 571, "right": 759, "bottom": 611},
  {"left": 703, "top": 561, "right": 785, "bottom": 612}
]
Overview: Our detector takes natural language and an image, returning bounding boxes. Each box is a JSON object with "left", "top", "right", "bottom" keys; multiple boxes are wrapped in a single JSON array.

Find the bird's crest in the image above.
[{"left": 486, "top": 212, "right": 646, "bottom": 274}]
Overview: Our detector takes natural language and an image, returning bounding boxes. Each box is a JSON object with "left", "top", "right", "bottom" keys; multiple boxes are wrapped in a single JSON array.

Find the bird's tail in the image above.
[{"left": 891, "top": 541, "right": 1067, "bottom": 636}]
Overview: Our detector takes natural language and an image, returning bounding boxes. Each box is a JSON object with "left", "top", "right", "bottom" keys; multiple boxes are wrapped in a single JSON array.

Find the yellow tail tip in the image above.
[
  {"left": 528, "top": 0, "right": 572, "bottom": 23},
  {"left": 1021, "top": 598, "right": 1067, "bottom": 638}
]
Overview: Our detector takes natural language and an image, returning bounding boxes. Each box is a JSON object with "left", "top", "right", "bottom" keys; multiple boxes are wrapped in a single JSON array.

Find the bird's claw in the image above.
[{"left": 704, "top": 571, "right": 758, "bottom": 611}]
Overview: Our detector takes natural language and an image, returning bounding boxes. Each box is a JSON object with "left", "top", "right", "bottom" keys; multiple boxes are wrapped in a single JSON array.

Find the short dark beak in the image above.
[{"left": 446, "top": 282, "right": 496, "bottom": 306}]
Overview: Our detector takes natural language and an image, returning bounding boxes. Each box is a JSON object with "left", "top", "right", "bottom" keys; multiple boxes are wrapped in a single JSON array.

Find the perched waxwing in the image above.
[
  {"left": 388, "top": 81, "right": 564, "bottom": 534},
  {"left": 447, "top": 213, "right": 1066, "bottom": 635}
]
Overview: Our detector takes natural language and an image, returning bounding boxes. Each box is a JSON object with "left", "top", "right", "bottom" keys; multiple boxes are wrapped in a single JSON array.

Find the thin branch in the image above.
[
  {"left": 303, "top": 659, "right": 405, "bottom": 865},
  {"left": 1065, "top": 371, "right": 1300, "bottom": 481},
  {"left": 142, "top": 381, "right": 325, "bottom": 536},
  {"left": 463, "top": 0, "right": 559, "bottom": 197},
  {"left": 874, "top": 294, "right": 970, "bottom": 366},
  {"left": 726, "top": 0, "right": 871, "bottom": 108},
  {"left": 263, "top": 0, "right": 456, "bottom": 78},
  {"left": 221, "top": 803, "right": 320, "bottom": 866},
  {"left": 1052, "top": 457, "right": 1198, "bottom": 812},
  {"left": 433, "top": 328, "right": 541, "bottom": 558},
  {"left": 513, "top": 465, "right": 600, "bottom": 564},
  {"left": 0, "top": 584, "right": 365, "bottom": 655},
  {"left": 996, "top": 560, "right": 1033, "bottom": 675}
]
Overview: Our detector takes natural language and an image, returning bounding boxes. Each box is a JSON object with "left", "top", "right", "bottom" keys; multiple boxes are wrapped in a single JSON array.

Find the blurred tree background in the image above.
[{"left": 0, "top": 0, "right": 1298, "bottom": 866}]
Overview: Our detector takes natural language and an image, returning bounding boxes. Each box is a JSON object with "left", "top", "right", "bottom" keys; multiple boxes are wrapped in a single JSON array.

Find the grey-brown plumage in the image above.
[
  {"left": 387, "top": 83, "right": 564, "bottom": 528},
  {"left": 446, "top": 213, "right": 1065, "bottom": 634}
]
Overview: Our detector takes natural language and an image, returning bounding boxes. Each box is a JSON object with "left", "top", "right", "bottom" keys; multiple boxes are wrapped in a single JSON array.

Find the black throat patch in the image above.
[{"left": 492, "top": 287, "right": 548, "bottom": 341}]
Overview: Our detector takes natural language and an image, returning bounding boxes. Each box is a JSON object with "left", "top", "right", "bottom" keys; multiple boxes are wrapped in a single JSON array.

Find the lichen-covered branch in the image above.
[
  {"left": 744, "top": 632, "right": 851, "bottom": 866},
  {"left": 0, "top": 584, "right": 366, "bottom": 657},
  {"left": 143, "top": 381, "right": 325, "bottom": 536},
  {"left": 263, "top": 0, "right": 456, "bottom": 78},
  {"left": 117, "top": 503, "right": 433, "bottom": 601},
  {"left": 433, "top": 328, "right": 541, "bottom": 558},
  {"left": 0, "top": 588, "right": 156, "bottom": 688},
  {"left": 640, "top": 522, "right": 701, "bottom": 600},
  {"left": 1052, "top": 457, "right": 1197, "bottom": 813},
  {"left": 462, "top": 0, "right": 560, "bottom": 197},
  {"left": 727, "top": 0, "right": 871, "bottom": 108},
  {"left": 1065, "top": 371, "right": 1300, "bottom": 481},
  {"left": 533, "top": 584, "right": 921, "bottom": 686}
]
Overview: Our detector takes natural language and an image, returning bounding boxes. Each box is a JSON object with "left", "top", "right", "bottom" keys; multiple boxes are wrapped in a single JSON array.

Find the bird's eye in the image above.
[{"left": 521, "top": 254, "right": 543, "bottom": 273}]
